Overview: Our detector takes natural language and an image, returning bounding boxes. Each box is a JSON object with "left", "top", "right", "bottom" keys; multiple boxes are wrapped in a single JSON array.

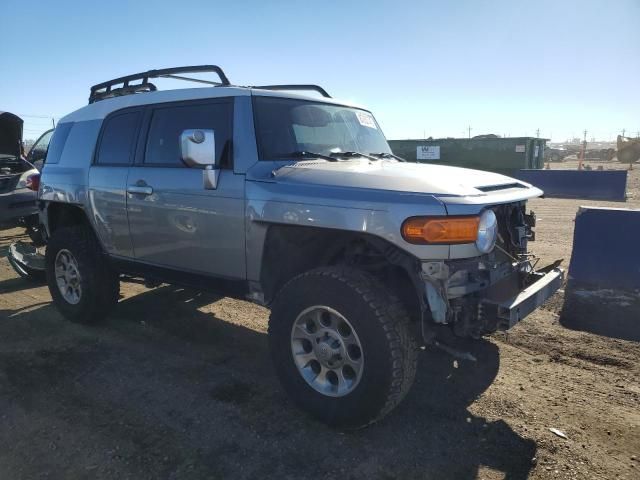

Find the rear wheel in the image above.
[
  {"left": 269, "top": 267, "right": 418, "bottom": 428},
  {"left": 45, "top": 225, "right": 119, "bottom": 324}
]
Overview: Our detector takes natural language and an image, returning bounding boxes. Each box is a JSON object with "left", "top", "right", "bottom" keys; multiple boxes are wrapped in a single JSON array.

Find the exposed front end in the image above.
[{"left": 417, "top": 201, "right": 564, "bottom": 339}]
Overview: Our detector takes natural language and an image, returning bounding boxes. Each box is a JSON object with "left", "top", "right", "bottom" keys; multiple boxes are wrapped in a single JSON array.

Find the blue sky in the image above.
[{"left": 2, "top": 0, "right": 639, "bottom": 142}]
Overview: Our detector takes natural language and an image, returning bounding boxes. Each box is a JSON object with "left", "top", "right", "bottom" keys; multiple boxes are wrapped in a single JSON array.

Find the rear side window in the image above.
[
  {"left": 144, "top": 101, "right": 232, "bottom": 167},
  {"left": 96, "top": 112, "right": 141, "bottom": 165},
  {"left": 43, "top": 122, "right": 73, "bottom": 164}
]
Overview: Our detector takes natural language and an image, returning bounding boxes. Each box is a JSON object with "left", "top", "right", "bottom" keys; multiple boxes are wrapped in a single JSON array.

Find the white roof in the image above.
[{"left": 60, "top": 86, "right": 366, "bottom": 123}]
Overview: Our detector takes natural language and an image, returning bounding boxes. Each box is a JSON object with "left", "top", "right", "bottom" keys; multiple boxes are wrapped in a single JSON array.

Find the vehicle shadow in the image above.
[
  {"left": 0, "top": 285, "right": 536, "bottom": 480},
  {"left": 380, "top": 339, "right": 536, "bottom": 480},
  {"left": 0, "top": 275, "right": 44, "bottom": 294}
]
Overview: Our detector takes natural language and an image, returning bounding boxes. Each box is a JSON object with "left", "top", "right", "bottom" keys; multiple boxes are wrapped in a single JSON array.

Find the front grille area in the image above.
[{"left": 492, "top": 202, "right": 534, "bottom": 258}]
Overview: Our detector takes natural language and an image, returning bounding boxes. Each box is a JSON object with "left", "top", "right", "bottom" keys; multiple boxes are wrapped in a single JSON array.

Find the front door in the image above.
[{"left": 126, "top": 99, "right": 246, "bottom": 279}]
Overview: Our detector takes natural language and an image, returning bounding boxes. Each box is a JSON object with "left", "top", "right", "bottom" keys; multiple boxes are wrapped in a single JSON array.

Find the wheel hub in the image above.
[
  {"left": 290, "top": 306, "right": 364, "bottom": 397},
  {"left": 54, "top": 249, "right": 82, "bottom": 305},
  {"left": 315, "top": 332, "right": 345, "bottom": 368}
]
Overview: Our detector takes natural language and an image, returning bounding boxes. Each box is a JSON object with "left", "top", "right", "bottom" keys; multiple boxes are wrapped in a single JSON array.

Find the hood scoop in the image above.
[{"left": 475, "top": 182, "right": 527, "bottom": 193}]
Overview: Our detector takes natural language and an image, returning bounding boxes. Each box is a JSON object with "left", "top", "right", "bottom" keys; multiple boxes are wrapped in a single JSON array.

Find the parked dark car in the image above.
[{"left": 0, "top": 111, "right": 52, "bottom": 231}]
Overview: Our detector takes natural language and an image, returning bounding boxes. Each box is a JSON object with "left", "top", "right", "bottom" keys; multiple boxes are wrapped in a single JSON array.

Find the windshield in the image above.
[{"left": 253, "top": 96, "right": 392, "bottom": 160}]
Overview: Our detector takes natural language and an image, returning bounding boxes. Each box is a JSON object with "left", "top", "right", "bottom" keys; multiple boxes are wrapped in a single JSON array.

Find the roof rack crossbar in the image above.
[
  {"left": 159, "top": 74, "right": 223, "bottom": 86},
  {"left": 250, "top": 84, "right": 331, "bottom": 98},
  {"left": 89, "top": 65, "right": 230, "bottom": 103},
  {"left": 99, "top": 83, "right": 158, "bottom": 100}
]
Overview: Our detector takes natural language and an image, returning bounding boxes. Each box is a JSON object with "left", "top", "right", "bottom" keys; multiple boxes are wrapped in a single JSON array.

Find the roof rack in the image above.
[
  {"left": 250, "top": 84, "right": 331, "bottom": 98},
  {"left": 88, "top": 65, "right": 231, "bottom": 104},
  {"left": 88, "top": 65, "right": 332, "bottom": 104}
]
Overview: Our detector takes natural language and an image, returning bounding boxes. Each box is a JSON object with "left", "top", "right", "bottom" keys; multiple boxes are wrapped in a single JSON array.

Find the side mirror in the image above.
[
  {"left": 180, "top": 129, "right": 219, "bottom": 189},
  {"left": 180, "top": 129, "right": 216, "bottom": 167}
]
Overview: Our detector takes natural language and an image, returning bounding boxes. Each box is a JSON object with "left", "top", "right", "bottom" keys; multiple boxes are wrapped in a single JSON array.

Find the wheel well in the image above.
[
  {"left": 260, "top": 225, "right": 423, "bottom": 322},
  {"left": 46, "top": 202, "right": 89, "bottom": 235}
]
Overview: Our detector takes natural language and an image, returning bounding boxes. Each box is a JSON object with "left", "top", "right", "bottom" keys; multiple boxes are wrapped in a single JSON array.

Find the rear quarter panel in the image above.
[{"left": 39, "top": 120, "right": 101, "bottom": 238}]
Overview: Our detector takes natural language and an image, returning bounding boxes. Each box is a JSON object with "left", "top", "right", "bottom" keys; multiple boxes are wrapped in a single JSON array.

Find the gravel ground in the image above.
[{"left": 0, "top": 160, "right": 638, "bottom": 479}]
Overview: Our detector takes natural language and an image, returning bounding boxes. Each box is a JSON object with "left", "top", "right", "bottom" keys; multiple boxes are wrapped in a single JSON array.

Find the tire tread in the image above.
[
  {"left": 269, "top": 266, "right": 418, "bottom": 427},
  {"left": 46, "top": 225, "right": 119, "bottom": 323}
]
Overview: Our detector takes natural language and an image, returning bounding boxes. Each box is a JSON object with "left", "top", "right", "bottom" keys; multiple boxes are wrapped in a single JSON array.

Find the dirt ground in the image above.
[{"left": 0, "top": 160, "right": 638, "bottom": 479}]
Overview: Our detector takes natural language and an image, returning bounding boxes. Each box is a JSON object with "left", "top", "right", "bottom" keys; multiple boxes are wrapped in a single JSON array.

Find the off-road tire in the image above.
[
  {"left": 45, "top": 225, "right": 119, "bottom": 324},
  {"left": 269, "top": 266, "right": 418, "bottom": 428}
]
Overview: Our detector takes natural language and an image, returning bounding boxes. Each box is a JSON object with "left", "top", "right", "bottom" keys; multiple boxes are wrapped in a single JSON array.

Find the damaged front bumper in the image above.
[
  {"left": 420, "top": 258, "right": 564, "bottom": 338},
  {"left": 480, "top": 266, "right": 564, "bottom": 330}
]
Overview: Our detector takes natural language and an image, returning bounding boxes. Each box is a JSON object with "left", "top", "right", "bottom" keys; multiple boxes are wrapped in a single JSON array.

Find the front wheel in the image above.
[{"left": 269, "top": 267, "right": 418, "bottom": 428}]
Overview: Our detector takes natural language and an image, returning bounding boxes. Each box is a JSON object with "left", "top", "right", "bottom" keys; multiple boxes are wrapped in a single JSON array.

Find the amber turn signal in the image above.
[{"left": 401, "top": 216, "right": 480, "bottom": 244}]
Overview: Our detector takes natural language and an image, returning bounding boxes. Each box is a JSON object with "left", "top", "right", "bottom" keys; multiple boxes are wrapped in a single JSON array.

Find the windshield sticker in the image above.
[{"left": 356, "top": 111, "right": 377, "bottom": 129}]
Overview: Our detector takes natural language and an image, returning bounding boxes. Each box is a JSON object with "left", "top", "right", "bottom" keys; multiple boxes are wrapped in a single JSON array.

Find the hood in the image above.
[
  {"left": 0, "top": 112, "right": 23, "bottom": 158},
  {"left": 270, "top": 159, "right": 540, "bottom": 199}
]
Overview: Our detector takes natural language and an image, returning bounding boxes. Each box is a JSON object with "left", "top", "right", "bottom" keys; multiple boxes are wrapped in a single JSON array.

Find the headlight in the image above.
[
  {"left": 476, "top": 209, "right": 498, "bottom": 253},
  {"left": 17, "top": 169, "right": 37, "bottom": 189}
]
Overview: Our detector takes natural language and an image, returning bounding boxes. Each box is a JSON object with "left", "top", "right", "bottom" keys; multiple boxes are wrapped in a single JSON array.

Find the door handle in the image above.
[{"left": 127, "top": 185, "right": 153, "bottom": 195}]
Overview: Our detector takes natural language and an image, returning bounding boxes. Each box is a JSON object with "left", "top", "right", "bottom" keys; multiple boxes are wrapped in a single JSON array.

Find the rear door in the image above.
[
  {"left": 88, "top": 109, "right": 143, "bottom": 258},
  {"left": 126, "top": 98, "right": 246, "bottom": 279}
]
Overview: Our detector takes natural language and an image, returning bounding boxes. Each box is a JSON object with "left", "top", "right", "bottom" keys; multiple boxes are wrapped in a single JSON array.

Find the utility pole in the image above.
[
  {"left": 578, "top": 129, "right": 587, "bottom": 170},
  {"left": 467, "top": 125, "right": 472, "bottom": 139},
  {"left": 622, "top": 128, "right": 626, "bottom": 138},
  {"left": 535, "top": 128, "right": 540, "bottom": 138}
]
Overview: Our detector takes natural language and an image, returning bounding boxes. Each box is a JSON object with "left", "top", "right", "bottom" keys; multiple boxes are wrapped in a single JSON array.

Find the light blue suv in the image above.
[{"left": 38, "top": 65, "right": 562, "bottom": 427}]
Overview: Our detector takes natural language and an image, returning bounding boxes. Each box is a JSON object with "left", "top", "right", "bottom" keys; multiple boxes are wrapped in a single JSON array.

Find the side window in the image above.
[
  {"left": 96, "top": 112, "right": 141, "bottom": 165},
  {"left": 144, "top": 101, "right": 232, "bottom": 167},
  {"left": 41, "top": 123, "right": 73, "bottom": 165}
]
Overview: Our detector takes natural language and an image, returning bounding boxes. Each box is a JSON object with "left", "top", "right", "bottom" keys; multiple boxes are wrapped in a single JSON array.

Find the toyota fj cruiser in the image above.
[{"left": 37, "top": 65, "right": 563, "bottom": 427}]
